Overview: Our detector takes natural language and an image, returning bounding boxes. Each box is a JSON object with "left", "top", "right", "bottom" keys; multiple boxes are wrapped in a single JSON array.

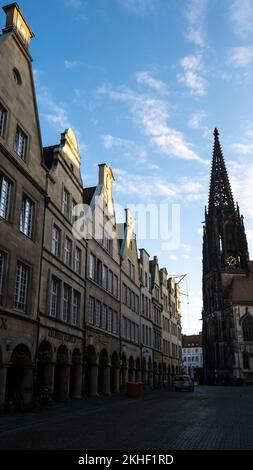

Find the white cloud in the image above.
[
  {"left": 98, "top": 84, "right": 206, "bottom": 163},
  {"left": 188, "top": 111, "right": 207, "bottom": 129},
  {"left": 178, "top": 54, "right": 208, "bottom": 96},
  {"left": 229, "top": 0, "right": 253, "bottom": 38},
  {"left": 136, "top": 71, "right": 169, "bottom": 95},
  {"left": 118, "top": 0, "right": 157, "bottom": 14},
  {"left": 65, "top": 60, "right": 83, "bottom": 69},
  {"left": 185, "top": 0, "right": 207, "bottom": 47},
  {"left": 228, "top": 46, "right": 253, "bottom": 68},
  {"left": 113, "top": 168, "right": 207, "bottom": 202},
  {"left": 37, "top": 86, "right": 71, "bottom": 129}
]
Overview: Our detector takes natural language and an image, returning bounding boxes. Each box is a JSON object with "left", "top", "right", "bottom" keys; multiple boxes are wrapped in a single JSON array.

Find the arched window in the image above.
[{"left": 243, "top": 315, "right": 253, "bottom": 342}]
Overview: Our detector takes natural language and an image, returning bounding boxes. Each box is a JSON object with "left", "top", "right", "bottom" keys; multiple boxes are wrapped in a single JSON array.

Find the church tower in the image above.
[{"left": 202, "top": 129, "right": 249, "bottom": 383}]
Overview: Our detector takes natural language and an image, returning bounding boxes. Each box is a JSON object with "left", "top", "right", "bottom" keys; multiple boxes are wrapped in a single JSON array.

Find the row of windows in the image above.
[
  {"left": 96, "top": 224, "right": 113, "bottom": 255},
  {"left": 88, "top": 296, "right": 118, "bottom": 334},
  {"left": 172, "top": 343, "right": 178, "bottom": 358},
  {"left": 50, "top": 277, "right": 80, "bottom": 325},
  {"left": 89, "top": 253, "right": 118, "bottom": 298},
  {"left": 51, "top": 224, "right": 82, "bottom": 274},
  {"left": 183, "top": 356, "right": 200, "bottom": 363},
  {"left": 122, "top": 317, "right": 139, "bottom": 344},
  {"left": 153, "top": 306, "right": 161, "bottom": 326},
  {"left": 122, "top": 283, "right": 139, "bottom": 314},
  {"left": 183, "top": 348, "right": 201, "bottom": 353},
  {"left": 163, "top": 339, "right": 171, "bottom": 356},
  {"left": 0, "top": 175, "right": 35, "bottom": 239},
  {"left": 0, "top": 102, "right": 28, "bottom": 160},
  {"left": 0, "top": 251, "right": 29, "bottom": 311},
  {"left": 128, "top": 259, "right": 135, "bottom": 281},
  {"left": 142, "top": 324, "right": 152, "bottom": 347},
  {"left": 162, "top": 316, "right": 170, "bottom": 332},
  {"left": 141, "top": 294, "right": 151, "bottom": 319},
  {"left": 154, "top": 330, "right": 162, "bottom": 351},
  {"left": 140, "top": 268, "right": 151, "bottom": 289}
]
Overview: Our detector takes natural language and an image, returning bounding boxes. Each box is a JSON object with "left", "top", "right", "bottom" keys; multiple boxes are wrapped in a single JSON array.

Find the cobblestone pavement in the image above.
[{"left": 0, "top": 386, "right": 253, "bottom": 450}]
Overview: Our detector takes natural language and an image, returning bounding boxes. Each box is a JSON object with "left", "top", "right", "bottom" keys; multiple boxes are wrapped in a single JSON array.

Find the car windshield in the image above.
[{"left": 175, "top": 376, "right": 190, "bottom": 381}]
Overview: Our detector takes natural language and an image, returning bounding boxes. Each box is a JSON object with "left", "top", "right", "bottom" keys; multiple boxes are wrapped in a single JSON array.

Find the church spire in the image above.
[{"left": 208, "top": 128, "right": 234, "bottom": 211}]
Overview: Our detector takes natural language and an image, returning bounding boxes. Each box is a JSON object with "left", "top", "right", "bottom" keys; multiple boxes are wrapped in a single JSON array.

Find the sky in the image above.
[{"left": 2, "top": 0, "right": 253, "bottom": 334}]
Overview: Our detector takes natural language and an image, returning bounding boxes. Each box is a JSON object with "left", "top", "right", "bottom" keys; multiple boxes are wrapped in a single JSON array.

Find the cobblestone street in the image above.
[{"left": 0, "top": 386, "right": 253, "bottom": 450}]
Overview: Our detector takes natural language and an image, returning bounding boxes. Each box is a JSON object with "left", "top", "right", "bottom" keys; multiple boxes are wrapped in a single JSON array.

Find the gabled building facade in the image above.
[
  {"left": 118, "top": 209, "right": 141, "bottom": 389},
  {"left": 0, "top": 4, "right": 46, "bottom": 410},
  {"left": 139, "top": 248, "right": 153, "bottom": 387},
  {"left": 38, "top": 129, "right": 86, "bottom": 402},
  {"left": 84, "top": 164, "right": 121, "bottom": 396},
  {"left": 150, "top": 256, "right": 163, "bottom": 386}
]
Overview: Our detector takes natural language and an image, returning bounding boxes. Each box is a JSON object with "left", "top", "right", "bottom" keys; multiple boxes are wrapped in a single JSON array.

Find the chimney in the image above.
[{"left": 2, "top": 3, "right": 34, "bottom": 49}]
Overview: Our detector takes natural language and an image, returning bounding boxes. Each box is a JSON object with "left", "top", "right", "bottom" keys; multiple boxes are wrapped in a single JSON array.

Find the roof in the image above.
[
  {"left": 83, "top": 186, "right": 96, "bottom": 205},
  {"left": 230, "top": 266, "right": 253, "bottom": 303},
  {"left": 182, "top": 334, "right": 202, "bottom": 348}
]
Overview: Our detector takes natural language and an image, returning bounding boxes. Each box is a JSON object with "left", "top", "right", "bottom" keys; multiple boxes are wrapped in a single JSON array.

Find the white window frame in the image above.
[
  {"left": 14, "top": 262, "right": 29, "bottom": 311},
  {"left": 14, "top": 126, "right": 27, "bottom": 160},
  {"left": 0, "top": 175, "right": 11, "bottom": 221},
  {"left": 20, "top": 195, "right": 34, "bottom": 238}
]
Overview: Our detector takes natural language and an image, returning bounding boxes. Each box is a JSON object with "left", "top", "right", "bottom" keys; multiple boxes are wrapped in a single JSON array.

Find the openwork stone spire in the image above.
[{"left": 208, "top": 128, "right": 234, "bottom": 211}]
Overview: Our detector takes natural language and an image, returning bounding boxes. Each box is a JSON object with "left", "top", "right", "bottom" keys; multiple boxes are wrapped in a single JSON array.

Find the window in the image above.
[
  {"left": 145, "top": 272, "right": 148, "bottom": 287},
  {"left": 102, "top": 304, "right": 107, "bottom": 329},
  {"left": 108, "top": 270, "right": 113, "bottom": 293},
  {"left": 64, "top": 237, "right": 72, "bottom": 266},
  {"left": 113, "top": 311, "right": 118, "bottom": 334},
  {"left": 62, "top": 188, "right": 69, "bottom": 218},
  {"left": 88, "top": 296, "right": 95, "bottom": 324},
  {"left": 14, "top": 262, "right": 29, "bottom": 311},
  {"left": 0, "top": 175, "right": 11, "bottom": 221},
  {"left": 13, "top": 68, "right": 22, "bottom": 85},
  {"left": 14, "top": 127, "right": 27, "bottom": 160},
  {"left": 107, "top": 309, "right": 112, "bottom": 332},
  {"left": 102, "top": 265, "right": 108, "bottom": 290},
  {"left": 0, "top": 103, "right": 7, "bottom": 137},
  {"left": 123, "top": 284, "right": 127, "bottom": 304},
  {"left": 0, "top": 251, "right": 6, "bottom": 304},
  {"left": 96, "top": 259, "right": 102, "bottom": 285},
  {"left": 62, "top": 284, "right": 71, "bottom": 322},
  {"left": 95, "top": 300, "right": 101, "bottom": 327},
  {"left": 113, "top": 274, "right": 118, "bottom": 297},
  {"left": 50, "top": 277, "right": 60, "bottom": 318},
  {"left": 52, "top": 225, "right": 61, "bottom": 257},
  {"left": 243, "top": 316, "right": 253, "bottom": 342},
  {"left": 74, "top": 247, "right": 81, "bottom": 274},
  {"left": 135, "top": 295, "right": 139, "bottom": 313},
  {"left": 89, "top": 254, "right": 95, "bottom": 280},
  {"left": 72, "top": 200, "right": 77, "bottom": 225},
  {"left": 20, "top": 196, "right": 34, "bottom": 238},
  {"left": 72, "top": 291, "right": 79, "bottom": 325}
]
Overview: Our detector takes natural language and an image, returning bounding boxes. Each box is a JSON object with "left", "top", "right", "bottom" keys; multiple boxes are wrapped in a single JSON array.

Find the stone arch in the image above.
[
  {"left": 6, "top": 344, "right": 33, "bottom": 408},
  {"left": 85, "top": 345, "right": 97, "bottom": 397},
  {"left": 70, "top": 348, "right": 82, "bottom": 400},
  {"left": 98, "top": 349, "right": 109, "bottom": 396},
  {"left": 135, "top": 357, "right": 141, "bottom": 381},
  {"left": 128, "top": 356, "right": 135, "bottom": 382},
  {"left": 54, "top": 345, "right": 70, "bottom": 401},
  {"left": 110, "top": 351, "right": 120, "bottom": 393},
  {"left": 37, "top": 341, "right": 53, "bottom": 393}
]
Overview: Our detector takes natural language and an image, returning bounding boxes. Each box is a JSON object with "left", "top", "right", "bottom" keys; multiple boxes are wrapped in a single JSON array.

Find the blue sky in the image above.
[{"left": 2, "top": 0, "right": 253, "bottom": 334}]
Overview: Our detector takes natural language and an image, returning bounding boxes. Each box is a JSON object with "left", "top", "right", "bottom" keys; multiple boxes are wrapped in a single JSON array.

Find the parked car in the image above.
[{"left": 173, "top": 375, "right": 194, "bottom": 392}]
